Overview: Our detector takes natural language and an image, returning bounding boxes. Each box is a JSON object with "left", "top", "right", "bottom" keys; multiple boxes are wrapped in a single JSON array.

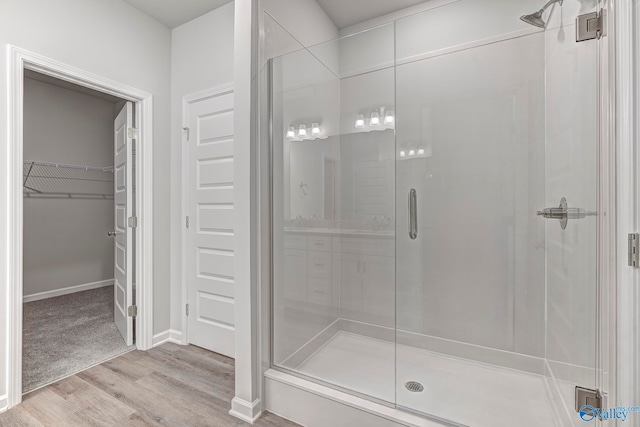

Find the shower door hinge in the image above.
[
  {"left": 186, "top": 216, "right": 189, "bottom": 228},
  {"left": 183, "top": 127, "right": 190, "bottom": 141},
  {"left": 128, "top": 305, "right": 138, "bottom": 317},
  {"left": 576, "top": 10, "right": 604, "bottom": 42},
  {"left": 128, "top": 127, "right": 138, "bottom": 140},
  {"left": 186, "top": 304, "right": 189, "bottom": 316},
  {"left": 575, "top": 387, "right": 602, "bottom": 412},
  {"left": 629, "top": 233, "right": 639, "bottom": 267},
  {"left": 128, "top": 217, "right": 138, "bottom": 228}
]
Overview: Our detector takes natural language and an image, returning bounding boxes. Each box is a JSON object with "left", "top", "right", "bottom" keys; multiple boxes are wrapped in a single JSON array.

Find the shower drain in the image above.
[{"left": 405, "top": 381, "right": 424, "bottom": 392}]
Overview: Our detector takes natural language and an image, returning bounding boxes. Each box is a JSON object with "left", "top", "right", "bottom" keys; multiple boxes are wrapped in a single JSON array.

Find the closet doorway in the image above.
[
  {"left": 22, "top": 71, "right": 134, "bottom": 393},
  {"left": 6, "top": 46, "right": 154, "bottom": 408}
]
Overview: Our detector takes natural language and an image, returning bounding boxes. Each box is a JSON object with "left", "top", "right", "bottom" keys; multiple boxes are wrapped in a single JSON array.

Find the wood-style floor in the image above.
[{"left": 0, "top": 343, "right": 299, "bottom": 427}]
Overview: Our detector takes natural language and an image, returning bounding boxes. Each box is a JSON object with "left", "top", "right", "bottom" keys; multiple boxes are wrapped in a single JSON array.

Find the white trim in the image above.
[
  {"left": 230, "top": 397, "right": 263, "bottom": 424},
  {"left": 597, "top": 0, "right": 618, "bottom": 410},
  {"left": 152, "top": 329, "right": 184, "bottom": 347},
  {"left": 614, "top": 0, "right": 639, "bottom": 410},
  {"left": 23, "top": 279, "right": 114, "bottom": 303},
  {"left": 0, "top": 394, "right": 7, "bottom": 413},
  {"left": 152, "top": 330, "right": 171, "bottom": 347},
  {"left": 180, "top": 84, "right": 235, "bottom": 347},
  {"left": 5, "top": 45, "right": 154, "bottom": 409},
  {"left": 232, "top": 0, "right": 263, "bottom": 422}
]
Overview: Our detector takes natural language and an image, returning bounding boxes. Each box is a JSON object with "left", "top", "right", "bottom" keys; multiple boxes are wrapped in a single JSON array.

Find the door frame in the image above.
[
  {"left": 180, "top": 84, "right": 235, "bottom": 344},
  {"left": 6, "top": 45, "right": 155, "bottom": 408},
  {"left": 612, "top": 0, "right": 639, "bottom": 412}
]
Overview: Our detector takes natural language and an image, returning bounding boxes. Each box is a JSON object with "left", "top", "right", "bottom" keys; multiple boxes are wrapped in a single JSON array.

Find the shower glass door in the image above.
[{"left": 394, "top": 2, "right": 599, "bottom": 426}]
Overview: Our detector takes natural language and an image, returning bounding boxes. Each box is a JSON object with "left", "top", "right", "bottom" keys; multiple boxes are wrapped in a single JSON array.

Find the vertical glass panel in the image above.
[
  {"left": 271, "top": 22, "right": 397, "bottom": 404},
  {"left": 544, "top": 3, "right": 598, "bottom": 419},
  {"left": 394, "top": 1, "right": 599, "bottom": 426}
]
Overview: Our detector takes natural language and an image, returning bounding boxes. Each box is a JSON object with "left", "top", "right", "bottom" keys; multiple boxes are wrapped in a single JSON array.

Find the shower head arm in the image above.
[{"left": 539, "top": 0, "right": 563, "bottom": 13}]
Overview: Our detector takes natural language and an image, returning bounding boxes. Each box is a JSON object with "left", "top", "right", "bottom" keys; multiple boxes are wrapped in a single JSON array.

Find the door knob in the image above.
[{"left": 107, "top": 231, "right": 119, "bottom": 237}]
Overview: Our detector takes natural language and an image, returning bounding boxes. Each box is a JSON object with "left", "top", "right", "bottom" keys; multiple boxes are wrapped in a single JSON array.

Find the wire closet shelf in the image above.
[{"left": 23, "top": 161, "right": 115, "bottom": 199}]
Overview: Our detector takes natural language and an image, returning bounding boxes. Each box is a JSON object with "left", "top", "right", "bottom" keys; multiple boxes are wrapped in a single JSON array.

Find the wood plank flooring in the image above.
[{"left": 0, "top": 343, "right": 299, "bottom": 427}]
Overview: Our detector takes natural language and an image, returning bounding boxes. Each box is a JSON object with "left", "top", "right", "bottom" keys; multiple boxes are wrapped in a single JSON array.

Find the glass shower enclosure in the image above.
[{"left": 268, "top": 2, "right": 601, "bottom": 425}]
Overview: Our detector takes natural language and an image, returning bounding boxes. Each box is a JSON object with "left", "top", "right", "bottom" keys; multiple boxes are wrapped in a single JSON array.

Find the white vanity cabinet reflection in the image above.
[
  {"left": 283, "top": 230, "right": 395, "bottom": 327},
  {"left": 283, "top": 233, "right": 336, "bottom": 307},
  {"left": 338, "top": 236, "right": 395, "bottom": 327}
]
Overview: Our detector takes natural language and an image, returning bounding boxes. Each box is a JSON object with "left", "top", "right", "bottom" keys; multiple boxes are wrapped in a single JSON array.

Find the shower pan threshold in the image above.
[{"left": 291, "top": 332, "right": 559, "bottom": 427}]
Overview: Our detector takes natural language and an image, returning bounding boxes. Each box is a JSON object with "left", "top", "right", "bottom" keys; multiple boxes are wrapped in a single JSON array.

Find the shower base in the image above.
[{"left": 293, "top": 331, "right": 559, "bottom": 427}]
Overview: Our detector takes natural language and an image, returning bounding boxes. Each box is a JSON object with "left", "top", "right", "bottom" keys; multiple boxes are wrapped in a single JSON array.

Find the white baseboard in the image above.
[
  {"left": 23, "top": 279, "right": 114, "bottom": 303},
  {"left": 152, "top": 329, "right": 184, "bottom": 347},
  {"left": 229, "top": 397, "right": 262, "bottom": 424},
  {"left": 0, "top": 394, "right": 7, "bottom": 413}
]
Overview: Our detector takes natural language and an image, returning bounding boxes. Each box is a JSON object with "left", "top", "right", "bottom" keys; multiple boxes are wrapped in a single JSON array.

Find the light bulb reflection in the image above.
[
  {"left": 370, "top": 111, "right": 380, "bottom": 126},
  {"left": 286, "top": 126, "right": 296, "bottom": 139},
  {"left": 384, "top": 110, "right": 395, "bottom": 125}
]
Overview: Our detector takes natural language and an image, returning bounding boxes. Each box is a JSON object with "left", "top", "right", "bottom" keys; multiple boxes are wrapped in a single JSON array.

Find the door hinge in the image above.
[
  {"left": 629, "top": 233, "right": 639, "bottom": 267},
  {"left": 186, "top": 216, "right": 190, "bottom": 228},
  {"left": 128, "top": 127, "right": 139, "bottom": 140},
  {"left": 183, "top": 127, "right": 190, "bottom": 141},
  {"left": 186, "top": 304, "right": 189, "bottom": 316},
  {"left": 576, "top": 10, "right": 604, "bottom": 42},
  {"left": 128, "top": 217, "right": 138, "bottom": 228},
  {"left": 128, "top": 305, "right": 138, "bottom": 317},
  {"left": 575, "top": 387, "right": 602, "bottom": 412}
]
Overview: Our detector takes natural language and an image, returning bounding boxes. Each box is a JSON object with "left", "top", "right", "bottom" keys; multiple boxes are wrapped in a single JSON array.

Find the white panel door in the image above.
[
  {"left": 114, "top": 102, "right": 134, "bottom": 346},
  {"left": 187, "top": 91, "right": 235, "bottom": 357}
]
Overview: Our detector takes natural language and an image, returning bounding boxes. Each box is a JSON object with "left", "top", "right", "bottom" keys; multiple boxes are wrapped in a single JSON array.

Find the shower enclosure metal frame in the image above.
[{"left": 252, "top": 1, "right": 630, "bottom": 425}]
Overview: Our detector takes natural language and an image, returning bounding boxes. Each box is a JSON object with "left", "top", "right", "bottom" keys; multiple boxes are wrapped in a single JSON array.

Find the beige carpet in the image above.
[{"left": 23, "top": 285, "right": 134, "bottom": 393}]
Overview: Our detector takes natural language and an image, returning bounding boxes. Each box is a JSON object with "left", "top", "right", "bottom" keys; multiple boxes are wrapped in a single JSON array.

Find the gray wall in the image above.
[{"left": 23, "top": 77, "right": 116, "bottom": 296}]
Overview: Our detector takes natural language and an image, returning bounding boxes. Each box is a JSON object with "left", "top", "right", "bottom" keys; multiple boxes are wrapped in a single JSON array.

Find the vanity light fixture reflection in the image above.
[
  {"left": 298, "top": 124, "right": 308, "bottom": 138},
  {"left": 370, "top": 110, "right": 381, "bottom": 127},
  {"left": 355, "top": 114, "right": 365, "bottom": 129},
  {"left": 384, "top": 110, "right": 395, "bottom": 125},
  {"left": 399, "top": 150, "right": 406, "bottom": 157},
  {"left": 286, "top": 126, "right": 296, "bottom": 139},
  {"left": 311, "top": 122, "right": 321, "bottom": 137},
  {"left": 409, "top": 149, "right": 416, "bottom": 156},
  {"left": 417, "top": 148, "right": 425, "bottom": 155}
]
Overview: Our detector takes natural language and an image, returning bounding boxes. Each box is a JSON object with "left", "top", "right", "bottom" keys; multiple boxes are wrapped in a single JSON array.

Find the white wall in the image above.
[
  {"left": 169, "top": 1, "right": 235, "bottom": 337},
  {"left": 23, "top": 77, "right": 116, "bottom": 297},
  {"left": 0, "top": 0, "right": 172, "bottom": 400}
]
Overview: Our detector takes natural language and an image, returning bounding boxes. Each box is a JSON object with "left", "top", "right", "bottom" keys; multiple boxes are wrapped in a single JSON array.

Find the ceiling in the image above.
[
  {"left": 315, "top": 0, "right": 430, "bottom": 29},
  {"left": 122, "top": 0, "right": 233, "bottom": 28}
]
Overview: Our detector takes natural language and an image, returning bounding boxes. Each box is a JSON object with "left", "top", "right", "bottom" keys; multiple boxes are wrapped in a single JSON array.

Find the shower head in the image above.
[
  {"left": 520, "top": 0, "right": 563, "bottom": 29},
  {"left": 520, "top": 11, "right": 546, "bottom": 28}
]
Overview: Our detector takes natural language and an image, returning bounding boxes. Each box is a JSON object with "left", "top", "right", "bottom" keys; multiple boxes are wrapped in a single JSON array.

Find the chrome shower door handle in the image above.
[{"left": 409, "top": 189, "right": 418, "bottom": 240}]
